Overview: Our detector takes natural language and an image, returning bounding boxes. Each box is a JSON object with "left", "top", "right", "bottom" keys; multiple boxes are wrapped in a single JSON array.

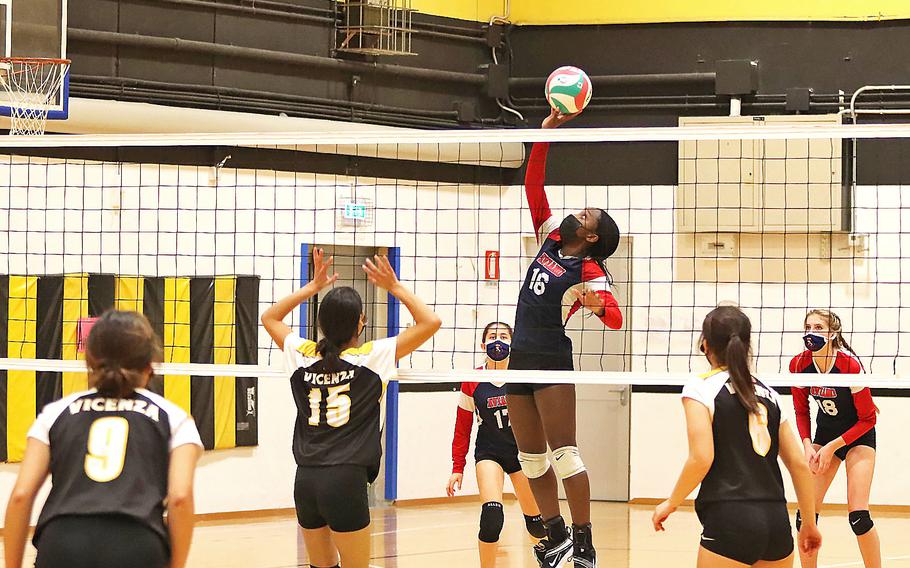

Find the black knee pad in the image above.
[
  {"left": 849, "top": 510, "right": 874, "bottom": 536},
  {"left": 524, "top": 514, "right": 546, "bottom": 539},
  {"left": 795, "top": 509, "right": 819, "bottom": 531},
  {"left": 479, "top": 501, "right": 505, "bottom": 543}
]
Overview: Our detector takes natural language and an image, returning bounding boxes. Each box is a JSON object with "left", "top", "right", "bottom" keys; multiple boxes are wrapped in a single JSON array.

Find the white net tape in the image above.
[{"left": 0, "top": 58, "right": 69, "bottom": 136}]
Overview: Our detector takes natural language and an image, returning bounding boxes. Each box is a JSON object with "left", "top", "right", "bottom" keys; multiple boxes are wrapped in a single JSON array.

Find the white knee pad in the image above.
[
  {"left": 552, "top": 446, "right": 586, "bottom": 479},
  {"left": 518, "top": 451, "right": 550, "bottom": 479}
]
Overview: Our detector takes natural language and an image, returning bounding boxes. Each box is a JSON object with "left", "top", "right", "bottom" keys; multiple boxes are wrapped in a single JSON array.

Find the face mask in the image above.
[
  {"left": 485, "top": 340, "right": 511, "bottom": 362},
  {"left": 803, "top": 333, "right": 828, "bottom": 352},
  {"left": 559, "top": 214, "right": 584, "bottom": 243}
]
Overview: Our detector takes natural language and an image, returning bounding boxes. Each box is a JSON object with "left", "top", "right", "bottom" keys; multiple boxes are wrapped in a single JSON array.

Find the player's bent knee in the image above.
[
  {"left": 849, "top": 510, "right": 873, "bottom": 536},
  {"left": 551, "top": 446, "right": 586, "bottom": 479},
  {"left": 518, "top": 451, "right": 550, "bottom": 479},
  {"left": 479, "top": 501, "right": 505, "bottom": 543}
]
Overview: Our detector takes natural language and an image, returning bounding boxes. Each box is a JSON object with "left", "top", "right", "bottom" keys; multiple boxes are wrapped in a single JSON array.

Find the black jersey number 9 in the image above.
[
  {"left": 84, "top": 416, "right": 130, "bottom": 483},
  {"left": 308, "top": 384, "right": 352, "bottom": 428}
]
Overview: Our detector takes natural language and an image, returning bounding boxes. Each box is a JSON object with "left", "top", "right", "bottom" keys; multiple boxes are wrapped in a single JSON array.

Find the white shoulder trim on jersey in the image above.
[
  {"left": 136, "top": 389, "right": 204, "bottom": 449},
  {"left": 537, "top": 215, "right": 559, "bottom": 243},
  {"left": 28, "top": 389, "right": 99, "bottom": 444},
  {"left": 681, "top": 370, "right": 730, "bottom": 418},
  {"left": 753, "top": 379, "right": 787, "bottom": 425},
  {"left": 136, "top": 389, "right": 191, "bottom": 423}
]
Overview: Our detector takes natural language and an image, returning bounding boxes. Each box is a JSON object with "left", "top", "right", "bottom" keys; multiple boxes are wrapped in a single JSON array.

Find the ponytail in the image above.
[
  {"left": 702, "top": 305, "right": 759, "bottom": 414},
  {"left": 93, "top": 364, "right": 146, "bottom": 398},
  {"left": 725, "top": 335, "right": 759, "bottom": 414},
  {"left": 316, "top": 338, "right": 344, "bottom": 370}
]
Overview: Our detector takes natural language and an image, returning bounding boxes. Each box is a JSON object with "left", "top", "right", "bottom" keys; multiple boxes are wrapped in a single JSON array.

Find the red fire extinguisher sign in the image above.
[{"left": 485, "top": 250, "right": 500, "bottom": 280}]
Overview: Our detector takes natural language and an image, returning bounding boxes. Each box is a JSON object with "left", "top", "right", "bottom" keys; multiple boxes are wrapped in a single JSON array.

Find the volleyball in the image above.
[{"left": 545, "top": 66, "right": 593, "bottom": 114}]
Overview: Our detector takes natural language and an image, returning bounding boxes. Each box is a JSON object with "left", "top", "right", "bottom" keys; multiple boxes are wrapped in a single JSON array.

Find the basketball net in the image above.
[{"left": 0, "top": 58, "right": 70, "bottom": 135}]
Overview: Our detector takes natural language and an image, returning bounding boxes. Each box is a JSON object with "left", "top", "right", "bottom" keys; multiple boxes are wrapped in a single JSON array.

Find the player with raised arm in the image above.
[
  {"left": 506, "top": 108, "right": 623, "bottom": 568},
  {"left": 262, "top": 249, "right": 441, "bottom": 568}
]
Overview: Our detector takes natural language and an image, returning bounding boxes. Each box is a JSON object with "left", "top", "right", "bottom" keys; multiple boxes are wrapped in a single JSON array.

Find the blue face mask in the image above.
[
  {"left": 486, "top": 340, "right": 511, "bottom": 362},
  {"left": 803, "top": 333, "right": 828, "bottom": 352}
]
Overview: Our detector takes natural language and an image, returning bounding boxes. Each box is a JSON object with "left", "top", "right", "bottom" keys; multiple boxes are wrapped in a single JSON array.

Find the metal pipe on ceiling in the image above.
[
  {"left": 68, "top": 28, "right": 487, "bottom": 86},
  {"left": 509, "top": 72, "right": 716, "bottom": 90},
  {"left": 157, "top": 0, "right": 336, "bottom": 24},
  {"left": 71, "top": 75, "right": 461, "bottom": 119},
  {"left": 155, "top": 0, "right": 486, "bottom": 43}
]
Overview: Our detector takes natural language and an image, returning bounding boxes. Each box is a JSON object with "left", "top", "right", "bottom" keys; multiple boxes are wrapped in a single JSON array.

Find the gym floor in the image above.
[{"left": 7, "top": 501, "right": 900, "bottom": 567}]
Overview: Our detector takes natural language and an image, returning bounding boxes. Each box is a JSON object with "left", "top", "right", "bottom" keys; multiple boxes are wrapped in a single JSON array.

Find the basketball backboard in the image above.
[{"left": 0, "top": 0, "right": 68, "bottom": 119}]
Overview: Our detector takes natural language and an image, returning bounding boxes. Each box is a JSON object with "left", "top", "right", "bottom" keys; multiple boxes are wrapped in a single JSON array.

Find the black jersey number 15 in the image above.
[{"left": 308, "top": 384, "right": 352, "bottom": 427}]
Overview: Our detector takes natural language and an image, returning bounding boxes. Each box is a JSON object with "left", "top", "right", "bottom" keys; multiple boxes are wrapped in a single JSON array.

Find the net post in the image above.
[{"left": 384, "top": 247, "right": 401, "bottom": 501}]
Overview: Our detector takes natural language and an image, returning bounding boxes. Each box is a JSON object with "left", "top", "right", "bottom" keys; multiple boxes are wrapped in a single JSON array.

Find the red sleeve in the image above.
[
  {"left": 790, "top": 387, "right": 812, "bottom": 441},
  {"left": 565, "top": 260, "right": 623, "bottom": 329},
  {"left": 451, "top": 382, "right": 476, "bottom": 474},
  {"left": 565, "top": 290, "right": 622, "bottom": 330},
  {"left": 841, "top": 388, "right": 877, "bottom": 445},
  {"left": 525, "top": 142, "right": 552, "bottom": 235}
]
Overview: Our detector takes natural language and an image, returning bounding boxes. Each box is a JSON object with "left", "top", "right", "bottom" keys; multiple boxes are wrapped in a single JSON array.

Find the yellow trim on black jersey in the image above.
[
  {"left": 699, "top": 366, "right": 728, "bottom": 380},
  {"left": 297, "top": 340, "right": 318, "bottom": 358},
  {"left": 343, "top": 342, "right": 374, "bottom": 357}
]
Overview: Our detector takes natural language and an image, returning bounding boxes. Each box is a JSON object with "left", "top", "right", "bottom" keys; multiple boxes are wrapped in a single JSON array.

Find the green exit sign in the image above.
[{"left": 343, "top": 203, "right": 368, "bottom": 221}]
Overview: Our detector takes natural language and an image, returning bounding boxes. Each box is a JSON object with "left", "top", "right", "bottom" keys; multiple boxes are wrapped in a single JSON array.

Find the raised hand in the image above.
[
  {"left": 571, "top": 288, "right": 605, "bottom": 316},
  {"left": 363, "top": 255, "right": 400, "bottom": 291},
  {"left": 542, "top": 107, "right": 582, "bottom": 129},
  {"left": 311, "top": 248, "right": 339, "bottom": 290}
]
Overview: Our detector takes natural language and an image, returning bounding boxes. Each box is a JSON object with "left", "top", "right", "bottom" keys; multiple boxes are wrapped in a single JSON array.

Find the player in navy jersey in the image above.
[
  {"left": 4, "top": 310, "right": 204, "bottom": 568},
  {"left": 654, "top": 306, "right": 821, "bottom": 567},
  {"left": 790, "top": 309, "right": 880, "bottom": 568},
  {"left": 446, "top": 321, "right": 545, "bottom": 568},
  {"left": 506, "top": 109, "right": 623, "bottom": 568},
  {"left": 262, "top": 249, "right": 441, "bottom": 568}
]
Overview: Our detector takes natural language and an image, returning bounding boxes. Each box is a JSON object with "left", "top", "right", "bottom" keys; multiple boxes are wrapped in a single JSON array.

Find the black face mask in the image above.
[{"left": 559, "top": 214, "right": 584, "bottom": 243}]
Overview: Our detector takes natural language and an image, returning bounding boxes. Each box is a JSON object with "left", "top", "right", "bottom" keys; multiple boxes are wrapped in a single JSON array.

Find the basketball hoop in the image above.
[{"left": 0, "top": 57, "right": 70, "bottom": 135}]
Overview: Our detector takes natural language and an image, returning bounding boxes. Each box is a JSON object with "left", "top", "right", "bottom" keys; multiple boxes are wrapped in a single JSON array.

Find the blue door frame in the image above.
[{"left": 299, "top": 244, "right": 401, "bottom": 501}]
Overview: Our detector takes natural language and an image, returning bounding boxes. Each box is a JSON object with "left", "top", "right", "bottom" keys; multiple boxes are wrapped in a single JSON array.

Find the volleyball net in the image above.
[{"left": 0, "top": 120, "right": 908, "bottom": 399}]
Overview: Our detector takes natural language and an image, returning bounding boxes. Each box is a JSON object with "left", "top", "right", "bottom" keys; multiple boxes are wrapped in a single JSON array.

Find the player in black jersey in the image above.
[
  {"left": 790, "top": 309, "right": 880, "bottom": 568},
  {"left": 506, "top": 109, "right": 623, "bottom": 568},
  {"left": 653, "top": 306, "right": 821, "bottom": 567},
  {"left": 262, "top": 249, "right": 441, "bottom": 568},
  {"left": 4, "top": 310, "right": 204, "bottom": 568},
  {"left": 446, "top": 322, "right": 545, "bottom": 568}
]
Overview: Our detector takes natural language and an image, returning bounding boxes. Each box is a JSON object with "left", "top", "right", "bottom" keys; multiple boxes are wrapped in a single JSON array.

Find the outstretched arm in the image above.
[
  {"left": 525, "top": 142, "right": 553, "bottom": 237},
  {"left": 526, "top": 109, "right": 582, "bottom": 241}
]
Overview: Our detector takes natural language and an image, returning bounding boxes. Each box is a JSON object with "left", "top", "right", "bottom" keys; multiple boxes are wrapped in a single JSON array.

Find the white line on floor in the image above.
[{"left": 821, "top": 555, "right": 910, "bottom": 568}]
